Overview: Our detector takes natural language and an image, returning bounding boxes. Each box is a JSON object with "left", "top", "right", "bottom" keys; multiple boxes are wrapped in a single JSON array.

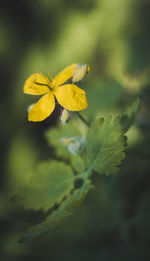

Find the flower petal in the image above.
[
  {"left": 52, "top": 64, "right": 77, "bottom": 87},
  {"left": 28, "top": 93, "right": 55, "bottom": 122},
  {"left": 54, "top": 84, "right": 88, "bottom": 111},
  {"left": 24, "top": 73, "right": 50, "bottom": 95}
]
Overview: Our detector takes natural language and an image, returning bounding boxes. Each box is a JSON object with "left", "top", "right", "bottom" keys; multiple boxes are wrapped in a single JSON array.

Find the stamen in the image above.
[
  {"left": 34, "top": 81, "right": 52, "bottom": 90},
  {"left": 48, "top": 72, "right": 53, "bottom": 82}
]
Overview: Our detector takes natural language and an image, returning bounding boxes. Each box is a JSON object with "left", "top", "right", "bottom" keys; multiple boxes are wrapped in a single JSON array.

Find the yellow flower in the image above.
[{"left": 24, "top": 64, "right": 88, "bottom": 122}]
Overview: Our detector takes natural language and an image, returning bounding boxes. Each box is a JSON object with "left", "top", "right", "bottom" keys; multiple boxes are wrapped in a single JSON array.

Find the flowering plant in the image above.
[{"left": 17, "top": 64, "right": 140, "bottom": 242}]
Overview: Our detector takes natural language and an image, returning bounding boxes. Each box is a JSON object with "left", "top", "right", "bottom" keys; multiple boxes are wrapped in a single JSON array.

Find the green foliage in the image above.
[
  {"left": 86, "top": 115, "right": 126, "bottom": 175},
  {"left": 45, "top": 118, "right": 84, "bottom": 159},
  {"left": 15, "top": 160, "right": 74, "bottom": 211},
  {"left": 71, "top": 155, "right": 85, "bottom": 173},
  {"left": 19, "top": 179, "right": 93, "bottom": 242},
  {"left": 120, "top": 97, "right": 141, "bottom": 133},
  {"left": 16, "top": 113, "right": 129, "bottom": 242},
  {"left": 14, "top": 113, "right": 130, "bottom": 242}
]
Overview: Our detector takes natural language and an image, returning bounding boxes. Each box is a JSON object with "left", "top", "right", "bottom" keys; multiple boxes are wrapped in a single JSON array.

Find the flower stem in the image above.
[{"left": 75, "top": 112, "right": 90, "bottom": 127}]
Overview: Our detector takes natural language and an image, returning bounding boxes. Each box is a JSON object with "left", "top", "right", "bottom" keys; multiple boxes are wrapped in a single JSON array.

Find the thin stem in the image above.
[
  {"left": 75, "top": 166, "right": 93, "bottom": 180},
  {"left": 75, "top": 112, "right": 90, "bottom": 127}
]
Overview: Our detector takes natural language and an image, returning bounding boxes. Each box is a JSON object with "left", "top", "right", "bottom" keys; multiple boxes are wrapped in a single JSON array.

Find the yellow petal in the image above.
[
  {"left": 24, "top": 73, "right": 50, "bottom": 95},
  {"left": 52, "top": 64, "right": 77, "bottom": 87},
  {"left": 54, "top": 84, "right": 88, "bottom": 111},
  {"left": 28, "top": 92, "right": 55, "bottom": 122}
]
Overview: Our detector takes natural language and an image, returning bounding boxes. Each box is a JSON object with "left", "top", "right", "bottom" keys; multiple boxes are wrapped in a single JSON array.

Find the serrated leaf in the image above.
[
  {"left": 86, "top": 115, "right": 126, "bottom": 175},
  {"left": 18, "top": 179, "right": 93, "bottom": 243},
  {"left": 15, "top": 160, "right": 74, "bottom": 211},
  {"left": 120, "top": 97, "right": 141, "bottom": 133}
]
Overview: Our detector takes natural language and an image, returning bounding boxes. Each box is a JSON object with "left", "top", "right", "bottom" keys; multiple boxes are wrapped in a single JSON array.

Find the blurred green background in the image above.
[{"left": 0, "top": 0, "right": 150, "bottom": 260}]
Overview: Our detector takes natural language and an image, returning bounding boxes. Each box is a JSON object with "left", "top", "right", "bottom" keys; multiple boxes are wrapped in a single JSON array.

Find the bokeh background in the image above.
[{"left": 0, "top": 0, "right": 150, "bottom": 260}]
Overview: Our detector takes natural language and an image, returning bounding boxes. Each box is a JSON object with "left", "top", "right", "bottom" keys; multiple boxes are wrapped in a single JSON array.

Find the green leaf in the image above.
[
  {"left": 15, "top": 160, "right": 74, "bottom": 211},
  {"left": 71, "top": 155, "right": 85, "bottom": 173},
  {"left": 18, "top": 179, "right": 93, "bottom": 243},
  {"left": 120, "top": 97, "right": 141, "bottom": 133},
  {"left": 47, "top": 179, "right": 93, "bottom": 218},
  {"left": 45, "top": 118, "right": 85, "bottom": 159},
  {"left": 86, "top": 115, "right": 126, "bottom": 175}
]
